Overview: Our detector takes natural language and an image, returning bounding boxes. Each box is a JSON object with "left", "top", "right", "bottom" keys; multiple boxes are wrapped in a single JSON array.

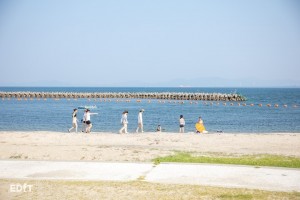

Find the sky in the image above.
[{"left": 0, "top": 0, "right": 299, "bottom": 87}]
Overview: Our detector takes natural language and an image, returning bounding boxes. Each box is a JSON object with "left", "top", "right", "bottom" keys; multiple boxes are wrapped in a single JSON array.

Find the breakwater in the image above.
[{"left": 0, "top": 91, "right": 246, "bottom": 101}]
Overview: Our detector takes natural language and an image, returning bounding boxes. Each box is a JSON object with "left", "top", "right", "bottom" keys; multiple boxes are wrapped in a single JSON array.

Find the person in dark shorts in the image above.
[
  {"left": 179, "top": 115, "right": 185, "bottom": 133},
  {"left": 85, "top": 109, "right": 98, "bottom": 133}
]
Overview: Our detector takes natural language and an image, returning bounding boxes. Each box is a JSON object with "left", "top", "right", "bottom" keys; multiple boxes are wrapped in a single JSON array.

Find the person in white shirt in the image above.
[
  {"left": 179, "top": 115, "right": 185, "bottom": 133},
  {"left": 85, "top": 109, "right": 98, "bottom": 133},
  {"left": 119, "top": 110, "right": 128, "bottom": 134},
  {"left": 81, "top": 110, "right": 87, "bottom": 132},
  {"left": 68, "top": 109, "right": 78, "bottom": 133},
  {"left": 136, "top": 109, "right": 144, "bottom": 133}
]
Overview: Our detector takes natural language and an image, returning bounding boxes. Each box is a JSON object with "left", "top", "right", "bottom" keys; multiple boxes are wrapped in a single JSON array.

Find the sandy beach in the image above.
[
  {"left": 1, "top": 132, "right": 300, "bottom": 199},
  {"left": 1, "top": 131, "right": 300, "bottom": 162}
]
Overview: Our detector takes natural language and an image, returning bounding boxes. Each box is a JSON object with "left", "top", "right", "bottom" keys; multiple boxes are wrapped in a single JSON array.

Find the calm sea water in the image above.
[{"left": 0, "top": 87, "right": 299, "bottom": 133}]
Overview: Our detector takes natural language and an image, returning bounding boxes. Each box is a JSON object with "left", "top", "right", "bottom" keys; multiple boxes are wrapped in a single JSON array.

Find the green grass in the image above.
[{"left": 153, "top": 152, "right": 300, "bottom": 168}]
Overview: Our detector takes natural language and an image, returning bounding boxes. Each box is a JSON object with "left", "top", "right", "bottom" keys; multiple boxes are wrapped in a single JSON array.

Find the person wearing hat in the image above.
[
  {"left": 119, "top": 110, "right": 128, "bottom": 134},
  {"left": 136, "top": 109, "right": 145, "bottom": 133}
]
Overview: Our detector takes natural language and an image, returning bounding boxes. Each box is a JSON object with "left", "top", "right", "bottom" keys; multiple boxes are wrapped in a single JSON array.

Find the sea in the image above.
[{"left": 0, "top": 87, "right": 299, "bottom": 133}]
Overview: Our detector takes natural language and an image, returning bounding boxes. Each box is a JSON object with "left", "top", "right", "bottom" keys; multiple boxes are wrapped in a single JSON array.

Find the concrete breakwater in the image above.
[{"left": 0, "top": 91, "right": 246, "bottom": 101}]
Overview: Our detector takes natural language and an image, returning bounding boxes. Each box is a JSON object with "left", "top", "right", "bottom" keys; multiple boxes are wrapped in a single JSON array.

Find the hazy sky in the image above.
[{"left": 0, "top": 0, "right": 299, "bottom": 87}]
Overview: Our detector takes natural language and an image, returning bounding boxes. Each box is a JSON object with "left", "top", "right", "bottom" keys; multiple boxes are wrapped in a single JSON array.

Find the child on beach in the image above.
[
  {"left": 179, "top": 115, "right": 185, "bottom": 133},
  {"left": 68, "top": 108, "right": 78, "bottom": 133},
  {"left": 119, "top": 110, "right": 128, "bottom": 134},
  {"left": 195, "top": 116, "right": 208, "bottom": 134}
]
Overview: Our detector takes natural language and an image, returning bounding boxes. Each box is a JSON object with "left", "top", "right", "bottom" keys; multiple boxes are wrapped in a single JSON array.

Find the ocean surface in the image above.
[{"left": 0, "top": 87, "right": 299, "bottom": 133}]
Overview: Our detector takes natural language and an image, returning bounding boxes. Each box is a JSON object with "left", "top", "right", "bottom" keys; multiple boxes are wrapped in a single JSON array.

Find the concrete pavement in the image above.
[{"left": 0, "top": 160, "right": 299, "bottom": 192}]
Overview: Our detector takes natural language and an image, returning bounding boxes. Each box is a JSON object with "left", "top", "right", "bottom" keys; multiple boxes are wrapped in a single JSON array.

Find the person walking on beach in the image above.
[
  {"left": 136, "top": 109, "right": 144, "bottom": 133},
  {"left": 81, "top": 110, "right": 87, "bottom": 132},
  {"left": 68, "top": 108, "right": 78, "bottom": 133},
  {"left": 119, "top": 110, "right": 128, "bottom": 134},
  {"left": 81, "top": 109, "right": 87, "bottom": 133},
  {"left": 179, "top": 115, "right": 185, "bottom": 133},
  {"left": 85, "top": 109, "right": 98, "bottom": 133}
]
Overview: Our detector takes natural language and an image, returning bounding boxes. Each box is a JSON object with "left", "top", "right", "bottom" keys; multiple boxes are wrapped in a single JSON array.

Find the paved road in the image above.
[{"left": 0, "top": 160, "right": 299, "bottom": 192}]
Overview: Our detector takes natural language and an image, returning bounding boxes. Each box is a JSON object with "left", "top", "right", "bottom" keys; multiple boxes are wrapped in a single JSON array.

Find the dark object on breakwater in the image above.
[{"left": 0, "top": 92, "right": 246, "bottom": 101}]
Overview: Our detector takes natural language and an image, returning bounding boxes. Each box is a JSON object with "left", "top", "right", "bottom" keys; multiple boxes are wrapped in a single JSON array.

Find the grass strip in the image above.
[{"left": 153, "top": 152, "right": 300, "bottom": 168}]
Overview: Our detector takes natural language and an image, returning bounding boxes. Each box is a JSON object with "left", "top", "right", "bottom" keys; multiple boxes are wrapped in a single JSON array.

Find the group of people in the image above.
[
  {"left": 178, "top": 115, "right": 208, "bottom": 134},
  {"left": 68, "top": 108, "right": 208, "bottom": 134},
  {"left": 119, "top": 109, "right": 145, "bottom": 134},
  {"left": 68, "top": 108, "right": 98, "bottom": 133}
]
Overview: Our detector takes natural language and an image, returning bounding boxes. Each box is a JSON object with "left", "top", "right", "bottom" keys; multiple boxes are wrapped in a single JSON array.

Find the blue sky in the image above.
[{"left": 0, "top": 0, "right": 299, "bottom": 87}]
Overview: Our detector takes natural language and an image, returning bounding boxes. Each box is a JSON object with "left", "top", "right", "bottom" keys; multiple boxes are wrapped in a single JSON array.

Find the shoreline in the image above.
[
  {"left": 1, "top": 130, "right": 300, "bottom": 134},
  {"left": 1, "top": 131, "right": 300, "bottom": 162}
]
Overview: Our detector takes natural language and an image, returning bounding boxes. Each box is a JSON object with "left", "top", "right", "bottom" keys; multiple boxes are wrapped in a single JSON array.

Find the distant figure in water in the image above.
[
  {"left": 68, "top": 109, "right": 78, "bottom": 133},
  {"left": 179, "top": 115, "right": 185, "bottom": 133},
  {"left": 136, "top": 109, "right": 144, "bottom": 133},
  {"left": 195, "top": 116, "right": 208, "bottom": 134},
  {"left": 156, "top": 125, "right": 162, "bottom": 132}
]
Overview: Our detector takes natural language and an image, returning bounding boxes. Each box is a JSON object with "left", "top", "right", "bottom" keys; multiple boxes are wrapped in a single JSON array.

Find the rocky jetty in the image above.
[{"left": 0, "top": 91, "right": 246, "bottom": 101}]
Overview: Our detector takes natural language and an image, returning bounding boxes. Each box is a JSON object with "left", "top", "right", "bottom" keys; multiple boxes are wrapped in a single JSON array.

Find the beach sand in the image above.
[
  {"left": 1, "top": 131, "right": 300, "bottom": 199},
  {"left": 0, "top": 131, "right": 300, "bottom": 162}
]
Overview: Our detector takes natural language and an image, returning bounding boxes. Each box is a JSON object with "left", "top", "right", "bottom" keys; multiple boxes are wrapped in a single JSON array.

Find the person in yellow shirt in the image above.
[{"left": 195, "top": 116, "right": 208, "bottom": 134}]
